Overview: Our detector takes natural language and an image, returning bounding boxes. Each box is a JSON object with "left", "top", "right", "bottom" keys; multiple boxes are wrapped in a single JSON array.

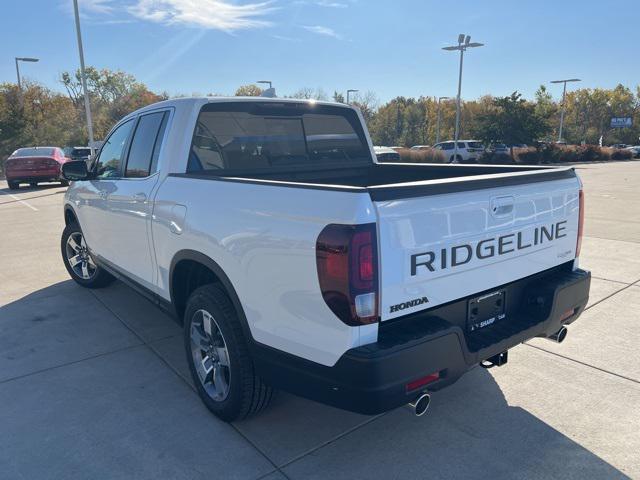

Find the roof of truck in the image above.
[{"left": 131, "top": 96, "right": 354, "bottom": 118}]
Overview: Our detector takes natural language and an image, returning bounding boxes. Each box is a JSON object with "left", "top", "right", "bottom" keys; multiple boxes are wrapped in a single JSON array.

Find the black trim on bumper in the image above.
[{"left": 252, "top": 266, "right": 591, "bottom": 415}]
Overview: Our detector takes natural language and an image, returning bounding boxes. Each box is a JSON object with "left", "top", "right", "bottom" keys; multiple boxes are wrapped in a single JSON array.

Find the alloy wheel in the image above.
[
  {"left": 190, "top": 309, "right": 231, "bottom": 402},
  {"left": 65, "top": 232, "right": 97, "bottom": 280}
]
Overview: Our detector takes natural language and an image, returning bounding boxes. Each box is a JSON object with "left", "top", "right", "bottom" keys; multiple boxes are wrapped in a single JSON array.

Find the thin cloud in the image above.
[
  {"left": 302, "top": 25, "right": 342, "bottom": 39},
  {"left": 80, "top": 0, "right": 115, "bottom": 14},
  {"left": 128, "top": 0, "right": 277, "bottom": 31},
  {"left": 292, "top": 0, "right": 350, "bottom": 7},
  {"left": 315, "top": 1, "right": 348, "bottom": 7}
]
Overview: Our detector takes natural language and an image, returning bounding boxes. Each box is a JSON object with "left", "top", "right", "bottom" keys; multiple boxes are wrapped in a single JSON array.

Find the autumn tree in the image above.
[{"left": 235, "top": 84, "right": 263, "bottom": 96}]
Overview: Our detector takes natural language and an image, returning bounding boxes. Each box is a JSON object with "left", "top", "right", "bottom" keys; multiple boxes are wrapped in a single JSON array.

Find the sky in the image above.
[{"left": 2, "top": 0, "right": 639, "bottom": 103}]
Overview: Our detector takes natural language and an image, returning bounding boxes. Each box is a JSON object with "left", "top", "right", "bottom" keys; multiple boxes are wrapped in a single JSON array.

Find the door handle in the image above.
[{"left": 133, "top": 193, "right": 147, "bottom": 202}]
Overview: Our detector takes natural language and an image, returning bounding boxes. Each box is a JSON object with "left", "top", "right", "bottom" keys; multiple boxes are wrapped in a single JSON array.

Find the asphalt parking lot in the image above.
[{"left": 1, "top": 161, "right": 639, "bottom": 480}]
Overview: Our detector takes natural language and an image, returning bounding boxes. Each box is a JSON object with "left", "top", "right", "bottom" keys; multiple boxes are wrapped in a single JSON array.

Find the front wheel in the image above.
[
  {"left": 61, "top": 223, "right": 114, "bottom": 288},
  {"left": 7, "top": 181, "right": 19, "bottom": 190},
  {"left": 184, "top": 284, "right": 274, "bottom": 422}
]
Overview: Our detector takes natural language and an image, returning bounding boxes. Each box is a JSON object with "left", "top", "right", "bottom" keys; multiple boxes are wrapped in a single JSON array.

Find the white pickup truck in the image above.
[{"left": 61, "top": 97, "right": 590, "bottom": 421}]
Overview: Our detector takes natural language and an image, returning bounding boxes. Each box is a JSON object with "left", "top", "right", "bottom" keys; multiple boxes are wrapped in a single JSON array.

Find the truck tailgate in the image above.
[{"left": 373, "top": 172, "right": 581, "bottom": 321}]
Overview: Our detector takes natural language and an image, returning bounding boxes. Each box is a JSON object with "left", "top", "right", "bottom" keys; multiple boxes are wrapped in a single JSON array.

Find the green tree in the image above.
[{"left": 472, "top": 92, "right": 551, "bottom": 152}]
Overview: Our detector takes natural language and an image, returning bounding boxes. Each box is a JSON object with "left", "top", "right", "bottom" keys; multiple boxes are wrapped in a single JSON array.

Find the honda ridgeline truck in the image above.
[{"left": 60, "top": 97, "right": 590, "bottom": 421}]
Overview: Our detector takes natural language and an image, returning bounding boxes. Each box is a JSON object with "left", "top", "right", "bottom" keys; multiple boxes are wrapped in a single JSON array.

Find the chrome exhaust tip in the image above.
[
  {"left": 409, "top": 393, "right": 431, "bottom": 417},
  {"left": 547, "top": 326, "right": 568, "bottom": 344}
]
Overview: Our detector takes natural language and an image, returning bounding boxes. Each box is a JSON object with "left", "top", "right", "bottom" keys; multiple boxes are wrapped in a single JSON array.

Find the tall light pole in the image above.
[
  {"left": 346, "top": 89, "right": 358, "bottom": 104},
  {"left": 73, "top": 0, "right": 94, "bottom": 146},
  {"left": 442, "top": 34, "right": 483, "bottom": 162},
  {"left": 436, "top": 96, "right": 449, "bottom": 144},
  {"left": 15, "top": 57, "right": 39, "bottom": 90},
  {"left": 550, "top": 78, "right": 580, "bottom": 143}
]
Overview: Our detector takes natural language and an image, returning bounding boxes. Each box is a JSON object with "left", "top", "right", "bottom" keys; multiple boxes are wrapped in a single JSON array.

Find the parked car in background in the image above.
[
  {"left": 4, "top": 146, "right": 69, "bottom": 190},
  {"left": 433, "top": 140, "right": 485, "bottom": 163},
  {"left": 410, "top": 145, "right": 431, "bottom": 150},
  {"left": 373, "top": 146, "right": 401, "bottom": 162},
  {"left": 390, "top": 146, "right": 404, "bottom": 152},
  {"left": 610, "top": 144, "right": 629, "bottom": 149},
  {"left": 510, "top": 144, "right": 528, "bottom": 149},
  {"left": 69, "top": 146, "right": 94, "bottom": 163},
  {"left": 626, "top": 146, "right": 640, "bottom": 158},
  {"left": 489, "top": 143, "right": 510, "bottom": 155}
]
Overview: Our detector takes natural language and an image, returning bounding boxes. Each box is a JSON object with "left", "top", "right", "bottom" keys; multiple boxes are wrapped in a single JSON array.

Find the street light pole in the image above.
[
  {"left": 436, "top": 96, "right": 449, "bottom": 144},
  {"left": 73, "top": 0, "right": 94, "bottom": 146},
  {"left": 442, "top": 34, "right": 483, "bottom": 162},
  {"left": 14, "top": 57, "right": 39, "bottom": 91},
  {"left": 346, "top": 89, "right": 358, "bottom": 104},
  {"left": 550, "top": 78, "right": 581, "bottom": 143}
]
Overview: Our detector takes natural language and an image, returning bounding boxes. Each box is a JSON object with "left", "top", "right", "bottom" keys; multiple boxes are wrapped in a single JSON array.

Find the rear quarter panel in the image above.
[{"left": 152, "top": 177, "right": 377, "bottom": 366}]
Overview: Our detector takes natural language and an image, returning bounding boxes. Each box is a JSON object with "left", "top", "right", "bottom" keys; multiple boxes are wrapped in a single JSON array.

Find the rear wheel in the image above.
[
  {"left": 449, "top": 155, "right": 463, "bottom": 163},
  {"left": 29, "top": 182, "right": 38, "bottom": 187},
  {"left": 60, "top": 179, "right": 69, "bottom": 187},
  {"left": 185, "top": 284, "right": 274, "bottom": 422},
  {"left": 7, "top": 181, "right": 19, "bottom": 190},
  {"left": 61, "top": 223, "right": 114, "bottom": 288}
]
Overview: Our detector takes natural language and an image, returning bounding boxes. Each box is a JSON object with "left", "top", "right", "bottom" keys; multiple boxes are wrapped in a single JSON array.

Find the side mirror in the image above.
[{"left": 62, "top": 160, "right": 89, "bottom": 181}]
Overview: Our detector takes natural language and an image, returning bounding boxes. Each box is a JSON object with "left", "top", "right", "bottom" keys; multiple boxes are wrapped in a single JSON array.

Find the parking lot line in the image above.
[{"left": 0, "top": 191, "right": 39, "bottom": 211}]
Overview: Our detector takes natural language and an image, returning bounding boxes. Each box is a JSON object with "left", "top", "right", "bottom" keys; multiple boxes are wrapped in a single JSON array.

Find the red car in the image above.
[{"left": 4, "top": 147, "right": 69, "bottom": 190}]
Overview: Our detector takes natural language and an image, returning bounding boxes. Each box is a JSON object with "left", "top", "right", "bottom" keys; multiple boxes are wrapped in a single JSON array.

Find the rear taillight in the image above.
[
  {"left": 576, "top": 189, "right": 584, "bottom": 257},
  {"left": 316, "top": 223, "right": 378, "bottom": 326}
]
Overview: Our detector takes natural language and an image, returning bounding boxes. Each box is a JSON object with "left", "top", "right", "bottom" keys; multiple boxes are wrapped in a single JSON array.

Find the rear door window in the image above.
[
  {"left": 125, "top": 111, "right": 167, "bottom": 178},
  {"left": 188, "top": 102, "right": 371, "bottom": 173}
]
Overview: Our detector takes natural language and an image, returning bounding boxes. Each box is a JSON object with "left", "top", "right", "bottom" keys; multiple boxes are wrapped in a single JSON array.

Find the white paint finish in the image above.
[
  {"left": 64, "top": 96, "right": 583, "bottom": 367},
  {"left": 375, "top": 177, "right": 581, "bottom": 320},
  {"left": 152, "top": 176, "right": 376, "bottom": 366}
]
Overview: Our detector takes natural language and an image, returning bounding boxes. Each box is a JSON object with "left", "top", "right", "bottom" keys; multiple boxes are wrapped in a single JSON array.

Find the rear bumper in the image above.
[
  {"left": 6, "top": 169, "right": 62, "bottom": 183},
  {"left": 252, "top": 266, "right": 590, "bottom": 415}
]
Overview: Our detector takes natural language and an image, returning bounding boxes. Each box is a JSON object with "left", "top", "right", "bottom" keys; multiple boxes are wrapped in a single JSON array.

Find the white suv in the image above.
[{"left": 433, "top": 140, "right": 485, "bottom": 163}]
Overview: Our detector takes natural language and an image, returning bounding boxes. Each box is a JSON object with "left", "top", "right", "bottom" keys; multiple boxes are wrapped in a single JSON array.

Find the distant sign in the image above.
[{"left": 610, "top": 117, "right": 633, "bottom": 128}]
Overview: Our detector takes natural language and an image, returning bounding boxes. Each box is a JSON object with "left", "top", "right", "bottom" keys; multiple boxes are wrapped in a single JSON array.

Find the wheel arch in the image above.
[
  {"left": 169, "top": 250, "right": 253, "bottom": 341},
  {"left": 64, "top": 204, "right": 78, "bottom": 226}
]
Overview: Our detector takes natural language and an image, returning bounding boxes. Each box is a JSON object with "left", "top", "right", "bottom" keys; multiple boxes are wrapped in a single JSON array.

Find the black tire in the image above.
[
  {"left": 61, "top": 222, "right": 114, "bottom": 288},
  {"left": 7, "top": 181, "right": 19, "bottom": 190},
  {"left": 184, "top": 284, "right": 274, "bottom": 422},
  {"left": 60, "top": 179, "right": 69, "bottom": 187},
  {"left": 29, "top": 182, "right": 37, "bottom": 187}
]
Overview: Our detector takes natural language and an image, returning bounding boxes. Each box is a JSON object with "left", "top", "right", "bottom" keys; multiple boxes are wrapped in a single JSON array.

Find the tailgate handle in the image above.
[{"left": 491, "top": 196, "right": 514, "bottom": 216}]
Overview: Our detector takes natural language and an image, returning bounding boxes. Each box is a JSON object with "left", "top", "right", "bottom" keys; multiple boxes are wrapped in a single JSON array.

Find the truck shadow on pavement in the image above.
[{"left": 0, "top": 280, "right": 628, "bottom": 479}]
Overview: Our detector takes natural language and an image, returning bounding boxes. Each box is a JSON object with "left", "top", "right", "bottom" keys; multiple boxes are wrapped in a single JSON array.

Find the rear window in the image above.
[
  {"left": 12, "top": 147, "right": 55, "bottom": 157},
  {"left": 188, "top": 102, "right": 372, "bottom": 173},
  {"left": 71, "top": 148, "right": 92, "bottom": 157}
]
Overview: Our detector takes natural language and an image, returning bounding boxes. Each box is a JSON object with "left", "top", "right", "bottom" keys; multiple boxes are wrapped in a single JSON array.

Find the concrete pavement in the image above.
[{"left": 1, "top": 162, "right": 639, "bottom": 479}]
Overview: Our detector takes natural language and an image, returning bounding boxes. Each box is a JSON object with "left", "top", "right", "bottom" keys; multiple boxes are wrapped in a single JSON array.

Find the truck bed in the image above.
[{"left": 176, "top": 162, "right": 575, "bottom": 200}]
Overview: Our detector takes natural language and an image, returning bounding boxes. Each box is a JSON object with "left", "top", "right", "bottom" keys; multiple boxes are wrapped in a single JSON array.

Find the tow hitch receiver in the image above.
[{"left": 480, "top": 351, "right": 508, "bottom": 369}]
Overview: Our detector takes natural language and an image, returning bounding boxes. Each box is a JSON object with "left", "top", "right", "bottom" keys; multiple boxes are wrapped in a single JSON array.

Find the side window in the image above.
[
  {"left": 457, "top": 142, "right": 466, "bottom": 149},
  {"left": 95, "top": 120, "right": 134, "bottom": 179},
  {"left": 125, "top": 111, "right": 167, "bottom": 178},
  {"left": 442, "top": 142, "right": 454, "bottom": 151}
]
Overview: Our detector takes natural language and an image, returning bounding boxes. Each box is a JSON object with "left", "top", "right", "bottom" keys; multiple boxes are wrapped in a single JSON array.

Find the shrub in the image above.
[
  {"left": 513, "top": 147, "right": 540, "bottom": 164},
  {"left": 610, "top": 148, "right": 633, "bottom": 160},
  {"left": 478, "top": 152, "right": 514, "bottom": 164},
  {"left": 397, "top": 148, "right": 447, "bottom": 164}
]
